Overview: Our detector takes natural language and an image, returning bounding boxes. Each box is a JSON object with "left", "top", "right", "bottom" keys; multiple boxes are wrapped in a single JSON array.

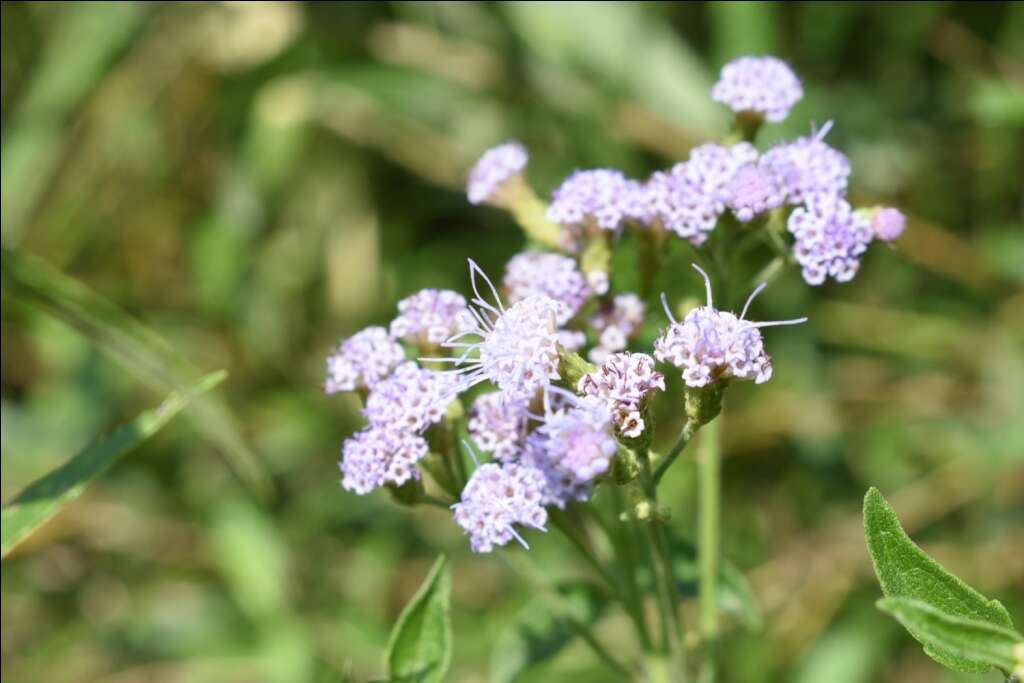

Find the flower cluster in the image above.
[
  {"left": 711, "top": 56, "right": 803, "bottom": 123},
  {"left": 547, "top": 169, "right": 646, "bottom": 233},
  {"left": 579, "top": 352, "right": 665, "bottom": 438},
  {"left": 503, "top": 252, "right": 590, "bottom": 325},
  {"left": 467, "top": 141, "right": 528, "bottom": 205},
  {"left": 390, "top": 289, "right": 472, "bottom": 347},
  {"left": 788, "top": 194, "right": 873, "bottom": 286},
  {"left": 325, "top": 327, "right": 405, "bottom": 394},
  {"left": 327, "top": 54, "right": 901, "bottom": 556},
  {"left": 654, "top": 265, "right": 805, "bottom": 388},
  {"left": 468, "top": 392, "right": 528, "bottom": 461},
  {"left": 452, "top": 459, "right": 548, "bottom": 552}
]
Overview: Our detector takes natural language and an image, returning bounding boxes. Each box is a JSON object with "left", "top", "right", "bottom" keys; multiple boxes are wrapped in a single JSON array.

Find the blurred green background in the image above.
[{"left": 2, "top": 2, "right": 1022, "bottom": 682}]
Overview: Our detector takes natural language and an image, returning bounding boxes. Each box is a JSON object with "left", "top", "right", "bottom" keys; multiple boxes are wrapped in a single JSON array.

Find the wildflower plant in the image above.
[{"left": 322, "top": 56, "right": 964, "bottom": 683}]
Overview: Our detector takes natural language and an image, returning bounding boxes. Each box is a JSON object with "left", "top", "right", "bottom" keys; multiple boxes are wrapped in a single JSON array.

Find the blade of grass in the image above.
[
  {"left": 1, "top": 247, "right": 272, "bottom": 499},
  {"left": 1, "top": 370, "right": 227, "bottom": 558}
]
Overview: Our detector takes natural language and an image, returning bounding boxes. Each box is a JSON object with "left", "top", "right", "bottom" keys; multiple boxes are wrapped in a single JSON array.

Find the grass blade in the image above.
[{"left": 1, "top": 370, "right": 227, "bottom": 558}]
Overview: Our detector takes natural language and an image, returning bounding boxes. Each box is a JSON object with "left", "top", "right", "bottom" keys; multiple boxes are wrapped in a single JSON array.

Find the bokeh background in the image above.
[{"left": 2, "top": 2, "right": 1022, "bottom": 682}]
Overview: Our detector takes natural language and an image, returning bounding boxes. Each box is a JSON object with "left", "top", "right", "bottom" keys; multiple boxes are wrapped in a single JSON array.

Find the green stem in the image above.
[
  {"left": 638, "top": 450, "right": 687, "bottom": 679},
  {"left": 654, "top": 417, "right": 700, "bottom": 484},
  {"left": 697, "top": 416, "right": 722, "bottom": 682},
  {"left": 421, "top": 494, "right": 453, "bottom": 509},
  {"left": 502, "top": 553, "right": 634, "bottom": 680},
  {"left": 602, "top": 493, "right": 655, "bottom": 652}
]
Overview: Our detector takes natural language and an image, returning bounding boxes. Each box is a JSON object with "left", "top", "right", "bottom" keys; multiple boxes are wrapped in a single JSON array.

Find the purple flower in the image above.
[
  {"left": 503, "top": 252, "right": 590, "bottom": 325},
  {"left": 468, "top": 392, "right": 528, "bottom": 461},
  {"left": 761, "top": 122, "right": 850, "bottom": 205},
  {"left": 588, "top": 293, "right": 645, "bottom": 363},
  {"left": 432, "top": 260, "right": 565, "bottom": 400},
  {"left": 654, "top": 265, "right": 806, "bottom": 387},
  {"left": 390, "top": 289, "right": 473, "bottom": 347},
  {"left": 722, "top": 162, "right": 787, "bottom": 222},
  {"left": 363, "top": 361, "right": 456, "bottom": 433},
  {"left": 579, "top": 352, "right": 665, "bottom": 438},
  {"left": 340, "top": 427, "right": 428, "bottom": 495},
  {"left": 452, "top": 460, "right": 548, "bottom": 553},
  {"left": 547, "top": 169, "right": 645, "bottom": 231},
  {"left": 325, "top": 327, "right": 405, "bottom": 394},
  {"left": 711, "top": 56, "right": 803, "bottom": 123},
  {"left": 645, "top": 143, "right": 757, "bottom": 244},
  {"left": 788, "top": 194, "right": 874, "bottom": 285},
  {"left": 467, "top": 141, "right": 528, "bottom": 205},
  {"left": 534, "top": 389, "right": 617, "bottom": 483},
  {"left": 871, "top": 207, "right": 906, "bottom": 242},
  {"left": 519, "top": 433, "right": 592, "bottom": 509}
]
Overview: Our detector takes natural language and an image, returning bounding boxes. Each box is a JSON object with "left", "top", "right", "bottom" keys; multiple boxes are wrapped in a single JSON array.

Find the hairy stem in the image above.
[
  {"left": 697, "top": 416, "right": 722, "bottom": 682},
  {"left": 653, "top": 417, "right": 700, "bottom": 484}
]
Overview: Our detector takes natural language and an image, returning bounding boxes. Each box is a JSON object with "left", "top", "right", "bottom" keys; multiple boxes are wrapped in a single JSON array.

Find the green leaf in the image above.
[
  {"left": 863, "top": 487, "right": 1015, "bottom": 672},
  {"left": 1, "top": 370, "right": 226, "bottom": 558},
  {"left": 1, "top": 247, "right": 272, "bottom": 499},
  {"left": 490, "top": 581, "right": 608, "bottom": 683},
  {"left": 876, "top": 598, "right": 1022, "bottom": 673},
  {"left": 385, "top": 555, "right": 452, "bottom": 683}
]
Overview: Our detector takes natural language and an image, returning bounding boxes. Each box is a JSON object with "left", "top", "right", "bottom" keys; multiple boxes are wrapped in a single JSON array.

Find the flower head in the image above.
[
  {"left": 788, "top": 194, "right": 873, "bottom": 285},
  {"left": 390, "top": 289, "right": 473, "bottom": 347},
  {"left": 519, "top": 433, "right": 592, "bottom": 509},
  {"left": 547, "top": 169, "right": 645, "bottom": 231},
  {"left": 468, "top": 392, "right": 528, "bottom": 461},
  {"left": 761, "top": 122, "right": 850, "bottom": 205},
  {"left": 871, "top": 207, "right": 906, "bottom": 242},
  {"left": 340, "top": 427, "right": 428, "bottom": 495},
  {"left": 711, "top": 56, "right": 803, "bottom": 123},
  {"left": 722, "top": 162, "right": 787, "bottom": 222},
  {"left": 325, "top": 326, "right": 405, "bottom": 394},
  {"left": 534, "top": 389, "right": 617, "bottom": 483},
  {"left": 579, "top": 352, "right": 665, "bottom": 438},
  {"left": 452, "top": 458, "right": 548, "bottom": 553},
  {"left": 504, "top": 252, "right": 590, "bottom": 325},
  {"left": 654, "top": 265, "right": 806, "bottom": 387},
  {"left": 467, "top": 141, "right": 528, "bottom": 205},
  {"left": 363, "top": 361, "right": 455, "bottom": 433},
  {"left": 433, "top": 260, "right": 565, "bottom": 400},
  {"left": 645, "top": 143, "right": 757, "bottom": 244}
]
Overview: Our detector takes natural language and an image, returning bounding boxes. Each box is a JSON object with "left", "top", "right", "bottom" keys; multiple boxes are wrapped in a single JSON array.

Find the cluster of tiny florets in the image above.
[
  {"left": 788, "top": 194, "right": 873, "bottom": 285},
  {"left": 711, "top": 56, "right": 803, "bottom": 123},
  {"left": 452, "top": 461, "right": 548, "bottom": 553},
  {"left": 468, "top": 392, "right": 528, "bottom": 461},
  {"left": 325, "top": 327, "right": 405, "bottom": 394},
  {"left": 547, "top": 169, "right": 645, "bottom": 232},
  {"left": 536, "top": 398, "right": 618, "bottom": 482},
  {"left": 761, "top": 124, "right": 850, "bottom": 206},
  {"left": 363, "top": 361, "right": 455, "bottom": 433},
  {"left": 467, "top": 141, "right": 528, "bottom": 205},
  {"left": 722, "top": 162, "right": 787, "bottom": 222},
  {"left": 579, "top": 353, "right": 665, "bottom": 438},
  {"left": 390, "top": 289, "right": 472, "bottom": 347},
  {"left": 655, "top": 306, "right": 773, "bottom": 388},
  {"left": 504, "top": 252, "right": 590, "bottom": 325},
  {"left": 340, "top": 427, "right": 427, "bottom": 495}
]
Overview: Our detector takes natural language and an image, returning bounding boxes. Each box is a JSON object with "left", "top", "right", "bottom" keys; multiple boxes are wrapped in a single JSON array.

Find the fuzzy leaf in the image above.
[
  {"left": 863, "top": 487, "right": 1015, "bottom": 672},
  {"left": 385, "top": 555, "right": 452, "bottom": 683},
  {"left": 1, "top": 370, "right": 226, "bottom": 558},
  {"left": 877, "top": 598, "right": 1022, "bottom": 673},
  {"left": 490, "top": 580, "right": 607, "bottom": 683}
]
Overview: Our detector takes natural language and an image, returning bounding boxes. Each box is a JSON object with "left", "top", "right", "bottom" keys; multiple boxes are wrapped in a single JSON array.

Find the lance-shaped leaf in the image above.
[
  {"left": 490, "top": 580, "right": 608, "bottom": 683},
  {"left": 1, "top": 370, "right": 226, "bottom": 558},
  {"left": 385, "top": 555, "right": 452, "bottom": 683},
  {"left": 877, "top": 598, "right": 1022, "bottom": 673},
  {"left": 863, "top": 487, "right": 1015, "bottom": 673}
]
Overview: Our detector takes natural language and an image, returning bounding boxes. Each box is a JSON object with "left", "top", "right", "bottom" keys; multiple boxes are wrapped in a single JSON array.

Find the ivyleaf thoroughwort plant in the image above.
[{"left": 325, "top": 56, "right": 910, "bottom": 682}]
